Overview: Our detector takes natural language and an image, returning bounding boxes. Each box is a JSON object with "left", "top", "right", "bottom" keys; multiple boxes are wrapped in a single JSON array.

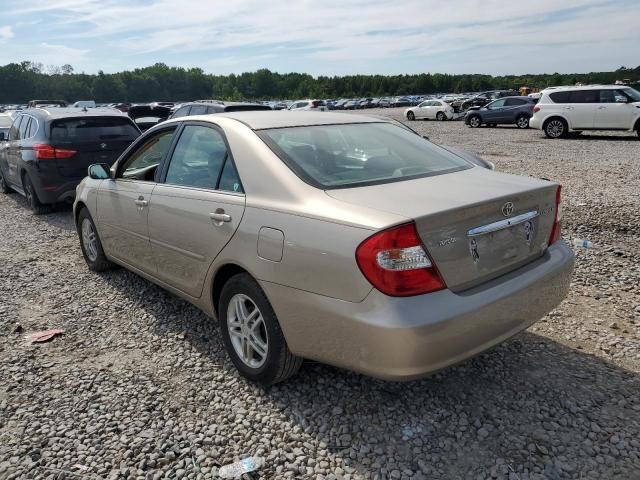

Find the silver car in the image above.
[{"left": 74, "top": 112, "right": 574, "bottom": 385}]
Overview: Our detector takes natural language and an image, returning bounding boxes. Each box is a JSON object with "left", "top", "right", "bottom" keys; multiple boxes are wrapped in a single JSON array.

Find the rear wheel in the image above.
[
  {"left": 516, "top": 115, "right": 530, "bottom": 129},
  {"left": 544, "top": 118, "right": 567, "bottom": 139},
  {"left": 468, "top": 115, "right": 481, "bottom": 128},
  {"left": 436, "top": 111, "right": 445, "bottom": 121},
  {"left": 77, "top": 208, "right": 114, "bottom": 271},
  {"left": 0, "top": 168, "right": 12, "bottom": 194},
  {"left": 407, "top": 111, "right": 415, "bottom": 121},
  {"left": 22, "top": 173, "right": 50, "bottom": 214},
  {"left": 219, "top": 273, "right": 302, "bottom": 386}
]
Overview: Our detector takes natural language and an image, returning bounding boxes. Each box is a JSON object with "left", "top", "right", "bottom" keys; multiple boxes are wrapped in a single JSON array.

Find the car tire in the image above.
[
  {"left": 22, "top": 173, "right": 50, "bottom": 214},
  {"left": 407, "top": 111, "right": 415, "bottom": 121},
  {"left": 0, "top": 168, "right": 12, "bottom": 194},
  {"left": 468, "top": 115, "right": 481, "bottom": 128},
  {"left": 544, "top": 118, "right": 568, "bottom": 139},
  {"left": 219, "top": 273, "right": 302, "bottom": 386},
  {"left": 77, "top": 208, "right": 114, "bottom": 272},
  {"left": 436, "top": 111, "right": 445, "bottom": 121},
  {"left": 516, "top": 115, "right": 530, "bottom": 129}
]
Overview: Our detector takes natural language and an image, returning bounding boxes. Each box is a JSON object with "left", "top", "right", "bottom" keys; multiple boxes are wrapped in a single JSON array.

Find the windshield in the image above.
[
  {"left": 258, "top": 122, "right": 471, "bottom": 189},
  {"left": 623, "top": 88, "right": 640, "bottom": 102},
  {"left": 51, "top": 117, "right": 139, "bottom": 143}
]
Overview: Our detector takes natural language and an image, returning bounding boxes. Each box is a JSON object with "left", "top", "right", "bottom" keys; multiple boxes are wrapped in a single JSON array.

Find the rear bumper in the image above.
[
  {"left": 261, "top": 240, "right": 574, "bottom": 380},
  {"left": 529, "top": 115, "right": 543, "bottom": 130},
  {"left": 31, "top": 174, "right": 81, "bottom": 204}
]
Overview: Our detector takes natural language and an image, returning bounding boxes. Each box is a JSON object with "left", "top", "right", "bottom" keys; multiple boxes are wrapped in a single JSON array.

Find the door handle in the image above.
[
  {"left": 210, "top": 212, "right": 232, "bottom": 223},
  {"left": 564, "top": 106, "right": 574, "bottom": 110},
  {"left": 134, "top": 196, "right": 148, "bottom": 207}
]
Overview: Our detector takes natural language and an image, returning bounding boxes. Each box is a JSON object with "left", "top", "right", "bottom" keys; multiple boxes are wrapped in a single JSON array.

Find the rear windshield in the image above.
[
  {"left": 258, "top": 122, "right": 471, "bottom": 189},
  {"left": 51, "top": 117, "right": 139, "bottom": 144}
]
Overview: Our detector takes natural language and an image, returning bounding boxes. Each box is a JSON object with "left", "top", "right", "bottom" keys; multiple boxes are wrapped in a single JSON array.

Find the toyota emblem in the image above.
[{"left": 501, "top": 202, "right": 514, "bottom": 217}]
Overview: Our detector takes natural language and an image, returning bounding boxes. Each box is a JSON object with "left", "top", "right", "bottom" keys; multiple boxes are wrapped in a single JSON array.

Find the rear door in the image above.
[
  {"left": 567, "top": 90, "right": 598, "bottom": 129},
  {"left": 49, "top": 116, "right": 140, "bottom": 179},
  {"left": 503, "top": 98, "right": 529, "bottom": 122},
  {"left": 97, "top": 126, "right": 177, "bottom": 273},
  {"left": 596, "top": 89, "right": 635, "bottom": 129},
  {"left": 4, "top": 115, "right": 24, "bottom": 186},
  {"left": 147, "top": 123, "right": 246, "bottom": 298}
]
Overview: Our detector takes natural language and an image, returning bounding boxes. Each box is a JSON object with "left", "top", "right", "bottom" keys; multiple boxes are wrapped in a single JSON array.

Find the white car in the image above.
[
  {"left": 288, "top": 100, "right": 327, "bottom": 111},
  {"left": 405, "top": 100, "right": 454, "bottom": 121},
  {"left": 530, "top": 85, "right": 640, "bottom": 138}
]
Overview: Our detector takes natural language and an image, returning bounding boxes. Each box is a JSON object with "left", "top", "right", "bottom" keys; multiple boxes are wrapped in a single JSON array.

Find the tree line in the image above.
[{"left": 0, "top": 61, "right": 638, "bottom": 104}]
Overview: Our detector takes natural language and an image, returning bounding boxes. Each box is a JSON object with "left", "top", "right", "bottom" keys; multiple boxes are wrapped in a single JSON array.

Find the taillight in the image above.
[
  {"left": 549, "top": 185, "right": 562, "bottom": 244},
  {"left": 34, "top": 144, "right": 77, "bottom": 160},
  {"left": 356, "top": 222, "right": 445, "bottom": 297},
  {"left": 533, "top": 105, "right": 541, "bottom": 113}
]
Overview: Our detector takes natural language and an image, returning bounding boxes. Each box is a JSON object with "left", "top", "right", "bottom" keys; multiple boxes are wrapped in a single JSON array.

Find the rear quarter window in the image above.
[
  {"left": 51, "top": 117, "right": 140, "bottom": 144},
  {"left": 549, "top": 91, "right": 570, "bottom": 103}
]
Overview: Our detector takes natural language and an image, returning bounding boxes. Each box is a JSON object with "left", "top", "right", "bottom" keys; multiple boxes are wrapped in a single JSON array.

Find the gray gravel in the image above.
[{"left": 1, "top": 112, "right": 639, "bottom": 480}]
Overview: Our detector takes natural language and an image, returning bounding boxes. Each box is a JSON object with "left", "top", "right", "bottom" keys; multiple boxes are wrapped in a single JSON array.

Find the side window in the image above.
[
  {"left": 549, "top": 91, "right": 570, "bottom": 103},
  {"left": 207, "top": 106, "right": 219, "bottom": 114},
  {"left": 172, "top": 106, "right": 191, "bottom": 118},
  {"left": 218, "top": 158, "right": 243, "bottom": 193},
  {"left": 18, "top": 117, "right": 31, "bottom": 139},
  {"left": 27, "top": 117, "right": 38, "bottom": 138},
  {"left": 119, "top": 129, "right": 175, "bottom": 179},
  {"left": 189, "top": 105, "right": 208, "bottom": 115},
  {"left": 432, "top": 101, "right": 442, "bottom": 107},
  {"left": 569, "top": 90, "right": 598, "bottom": 103},
  {"left": 488, "top": 99, "right": 507, "bottom": 109},
  {"left": 505, "top": 98, "right": 525, "bottom": 106},
  {"left": 8, "top": 116, "right": 23, "bottom": 141},
  {"left": 164, "top": 125, "right": 228, "bottom": 189}
]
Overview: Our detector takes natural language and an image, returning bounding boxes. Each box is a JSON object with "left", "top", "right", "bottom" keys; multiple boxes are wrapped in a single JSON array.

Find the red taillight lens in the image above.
[
  {"left": 34, "top": 144, "right": 77, "bottom": 160},
  {"left": 549, "top": 185, "right": 562, "bottom": 244},
  {"left": 356, "top": 222, "right": 445, "bottom": 297},
  {"left": 533, "top": 105, "right": 540, "bottom": 113}
]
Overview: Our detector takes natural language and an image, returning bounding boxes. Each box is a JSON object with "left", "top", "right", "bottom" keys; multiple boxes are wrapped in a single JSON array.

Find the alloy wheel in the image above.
[
  {"left": 546, "top": 119, "right": 565, "bottom": 138},
  {"left": 227, "top": 293, "right": 269, "bottom": 369},
  {"left": 81, "top": 218, "right": 99, "bottom": 262},
  {"left": 469, "top": 116, "right": 481, "bottom": 128},
  {"left": 517, "top": 116, "right": 529, "bottom": 128}
]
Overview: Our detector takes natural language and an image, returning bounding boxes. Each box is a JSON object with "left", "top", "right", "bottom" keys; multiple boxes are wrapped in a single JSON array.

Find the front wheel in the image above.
[
  {"left": 516, "top": 115, "right": 530, "bottom": 129},
  {"left": 219, "top": 273, "right": 302, "bottom": 385},
  {"left": 406, "top": 111, "right": 415, "bottom": 121},
  {"left": 544, "top": 118, "right": 567, "bottom": 139},
  {"left": 436, "top": 111, "right": 445, "bottom": 121},
  {"left": 468, "top": 115, "right": 481, "bottom": 128},
  {"left": 77, "top": 208, "right": 114, "bottom": 271}
]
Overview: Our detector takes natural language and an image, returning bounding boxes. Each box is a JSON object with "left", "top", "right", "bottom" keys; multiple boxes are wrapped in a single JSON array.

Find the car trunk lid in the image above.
[
  {"left": 326, "top": 168, "right": 559, "bottom": 292},
  {"left": 49, "top": 116, "right": 140, "bottom": 178}
]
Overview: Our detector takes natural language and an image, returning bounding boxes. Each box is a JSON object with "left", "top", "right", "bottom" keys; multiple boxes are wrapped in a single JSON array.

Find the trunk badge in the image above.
[
  {"left": 501, "top": 202, "right": 514, "bottom": 217},
  {"left": 100, "top": 143, "right": 107, "bottom": 149}
]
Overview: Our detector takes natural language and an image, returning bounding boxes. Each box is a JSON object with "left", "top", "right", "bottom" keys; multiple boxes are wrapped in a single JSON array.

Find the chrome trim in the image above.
[{"left": 467, "top": 210, "right": 539, "bottom": 237}]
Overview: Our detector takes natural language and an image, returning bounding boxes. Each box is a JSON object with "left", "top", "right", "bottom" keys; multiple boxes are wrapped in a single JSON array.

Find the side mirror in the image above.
[
  {"left": 615, "top": 96, "right": 628, "bottom": 103},
  {"left": 88, "top": 163, "right": 112, "bottom": 180}
]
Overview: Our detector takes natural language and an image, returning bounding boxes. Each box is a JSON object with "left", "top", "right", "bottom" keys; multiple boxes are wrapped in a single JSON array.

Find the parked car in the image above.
[
  {"left": 73, "top": 111, "right": 573, "bottom": 385},
  {"left": 128, "top": 104, "right": 173, "bottom": 131},
  {"left": 72, "top": 100, "right": 97, "bottom": 108},
  {"left": 460, "top": 91, "right": 519, "bottom": 111},
  {"left": 343, "top": 100, "right": 360, "bottom": 110},
  {"left": 530, "top": 85, "right": 640, "bottom": 138},
  {"left": 170, "top": 101, "right": 271, "bottom": 119},
  {"left": 288, "top": 100, "right": 327, "bottom": 111},
  {"left": 27, "top": 100, "right": 68, "bottom": 108},
  {"left": 110, "top": 103, "right": 132, "bottom": 113},
  {"left": 391, "top": 97, "right": 412, "bottom": 107},
  {"left": 405, "top": 100, "right": 454, "bottom": 121},
  {"left": 0, "top": 113, "right": 12, "bottom": 140},
  {"left": 465, "top": 96, "right": 536, "bottom": 128},
  {"left": 0, "top": 107, "right": 140, "bottom": 213}
]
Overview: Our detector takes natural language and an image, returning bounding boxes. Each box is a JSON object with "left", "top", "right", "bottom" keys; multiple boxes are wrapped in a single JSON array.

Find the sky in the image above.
[{"left": 0, "top": 0, "right": 638, "bottom": 76}]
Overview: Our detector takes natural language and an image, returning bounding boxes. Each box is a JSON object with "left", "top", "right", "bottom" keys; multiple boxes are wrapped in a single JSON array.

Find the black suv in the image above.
[
  {"left": 0, "top": 107, "right": 140, "bottom": 213},
  {"left": 169, "top": 101, "right": 271, "bottom": 119}
]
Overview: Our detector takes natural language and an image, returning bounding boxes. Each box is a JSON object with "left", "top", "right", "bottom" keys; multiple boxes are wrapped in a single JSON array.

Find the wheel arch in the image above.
[
  {"left": 74, "top": 200, "right": 88, "bottom": 226},
  {"left": 542, "top": 114, "right": 571, "bottom": 131},
  {"left": 211, "top": 263, "right": 252, "bottom": 318},
  {"left": 633, "top": 117, "right": 640, "bottom": 132}
]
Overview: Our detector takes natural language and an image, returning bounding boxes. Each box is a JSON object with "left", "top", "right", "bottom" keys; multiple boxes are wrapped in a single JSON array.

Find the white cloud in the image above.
[{"left": 0, "top": 26, "right": 14, "bottom": 41}]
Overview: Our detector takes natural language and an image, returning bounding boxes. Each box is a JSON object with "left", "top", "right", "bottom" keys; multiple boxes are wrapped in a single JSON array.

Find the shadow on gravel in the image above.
[
  {"left": 98, "top": 268, "right": 640, "bottom": 478},
  {"left": 1, "top": 192, "right": 76, "bottom": 231}
]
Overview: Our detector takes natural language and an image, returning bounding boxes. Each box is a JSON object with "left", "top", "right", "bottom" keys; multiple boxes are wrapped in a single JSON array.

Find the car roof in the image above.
[
  {"left": 22, "top": 107, "right": 127, "bottom": 120},
  {"left": 210, "top": 111, "right": 386, "bottom": 130},
  {"left": 544, "top": 85, "right": 629, "bottom": 92}
]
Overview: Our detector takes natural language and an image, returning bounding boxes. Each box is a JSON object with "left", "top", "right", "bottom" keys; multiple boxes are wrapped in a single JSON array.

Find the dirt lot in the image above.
[{"left": 1, "top": 110, "right": 639, "bottom": 480}]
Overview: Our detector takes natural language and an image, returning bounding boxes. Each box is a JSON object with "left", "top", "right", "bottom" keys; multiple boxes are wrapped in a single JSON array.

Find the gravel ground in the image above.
[{"left": 1, "top": 110, "right": 639, "bottom": 480}]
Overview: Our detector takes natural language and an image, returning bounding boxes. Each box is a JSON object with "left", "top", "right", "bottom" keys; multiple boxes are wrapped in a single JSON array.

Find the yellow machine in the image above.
[{"left": 519, "top": 86, "right": 539, "bottom": 96}]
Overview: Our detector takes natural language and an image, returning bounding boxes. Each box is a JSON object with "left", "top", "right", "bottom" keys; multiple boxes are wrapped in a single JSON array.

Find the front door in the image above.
[
  {"left": 483, "top": 98, "right": 508, "bottom": 123},
  {"left": 567, "top": 90, "right": 598, "bottom": 130},
  {"left": 596, "top": 89, "right": 636, "bottom": 129},
  {"left": 147, "top": 123, "right": 246, "bottom": 298},
  {"left": 97, "top": 127, "right": 177, "bottom": 273}
]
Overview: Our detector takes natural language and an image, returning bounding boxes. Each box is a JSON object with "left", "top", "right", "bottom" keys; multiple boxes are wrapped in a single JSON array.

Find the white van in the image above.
[{"left": 530, "top": 85, "right": 640, "bottom": 138}]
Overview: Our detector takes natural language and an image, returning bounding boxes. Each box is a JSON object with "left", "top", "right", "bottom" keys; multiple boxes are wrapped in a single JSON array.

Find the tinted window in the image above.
[
  {"left": 432, "top": 101, "right": 442, "bottom": 106},
  {"left": 8, "top": 116, "right": 22, "bottom": 141},
  {"left": 549, "top": 91, "right": 570, "bottom": 103},
  {"left": 51, "top": 117, "right": 139, "bottom": 144},
  {"left": 488, "top": 99, "right": 507, "bottom": 109},
  {"left": 622, "top": 88, "right": 640, "bottom": 102},
  {"left": 172, "top": 106, "right": 191, "bottom": 118},
  {"left": 165, "top": 125, "right": 228, "bottom": 189},
  {"left": 259, "top": 123, "right": 471, "bottom": 189},
  {"left": 27, "top": 117, "right": 38, "bottom": 137},
  {"left": 120, "top": 129, "right": 175, "bottom": 179},
  {"left": 189, "top": 105, "right": 208, "bottom": 115},
  {"left": 569, "top": 90, "right": 598, "bottom": 103},
  {"left": 505, "top": 98, "right": 527, "bottom": 106},
  {"left": 218, "top": 158, "right": 243, "bottom": 193},
  {"left": 18, "top": 117, "right": 31, "bottom": 139},
  {"left": 600, "top": 89, "right": 632, "bottom": 103}
]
